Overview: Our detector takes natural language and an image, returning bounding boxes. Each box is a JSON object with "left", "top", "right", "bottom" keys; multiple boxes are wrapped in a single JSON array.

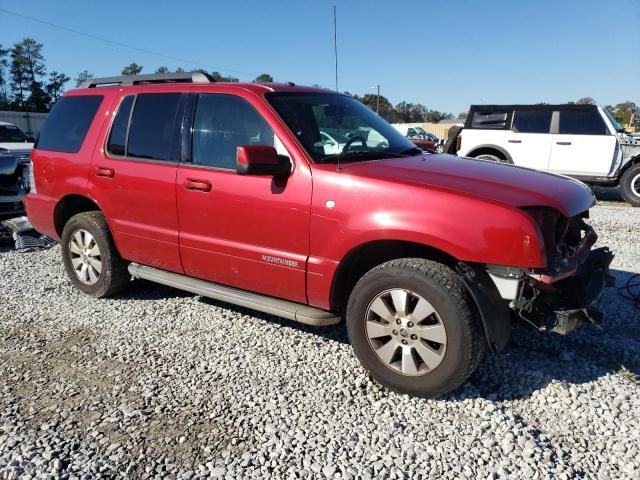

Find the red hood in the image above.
[{"left": 340, "top": 154, "right": 595, "bottom": 217}]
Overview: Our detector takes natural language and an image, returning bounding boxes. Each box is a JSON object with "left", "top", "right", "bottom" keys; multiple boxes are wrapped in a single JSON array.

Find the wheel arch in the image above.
[
  {"left": 619, "top": 154, "right": 640, "bottom": 177},
  {"left": 53, "top": 194, "right": 103, "bottom": 238},
  {"left": 467, "top": 144, "right": 512, "bottom": 162},
  {"left": 330, "top": 239, "right": 459, "bottom": 311},
  {"left": 330, "top": 240, "right": 512, "bottom": 353}
]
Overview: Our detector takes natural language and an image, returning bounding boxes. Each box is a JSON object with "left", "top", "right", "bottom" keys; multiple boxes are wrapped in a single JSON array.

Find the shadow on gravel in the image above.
[
  {"left": 32, "top": 249, "right": 636, "bottom": 402},
  {"left": 197, "top": 296, "right": 351, "bottom": 344},
  {"left": 193, "top": 267, "right": 640, "bottom": 402},
  {"left": 591, "top": 186, "right": 625, "bottom": 203},
  {"left": 464, "top": 267, "right": 640, "bottom": 401},
  {"left": 112, "top": 278, "right": 195, "bottom": 301}
]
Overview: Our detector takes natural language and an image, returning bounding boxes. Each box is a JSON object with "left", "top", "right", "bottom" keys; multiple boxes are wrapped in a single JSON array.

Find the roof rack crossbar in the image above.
[{"left": 79, "top": 72, "right": 213, "bottom": 89}]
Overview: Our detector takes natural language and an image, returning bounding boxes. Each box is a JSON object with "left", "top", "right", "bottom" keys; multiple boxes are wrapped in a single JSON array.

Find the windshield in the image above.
[
  {"left": 267, "top": 92, "right": 417, "bottom": 163},
  {"left": 0, "top": 125, "right": 28, "bottom": 143},
  {"left": 602, "top": 108, "right": 623, "bottom": 132}
]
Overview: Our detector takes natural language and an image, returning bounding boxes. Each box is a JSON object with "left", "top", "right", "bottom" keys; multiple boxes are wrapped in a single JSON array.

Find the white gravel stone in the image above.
[{"left": 0, "top": 196, "right": 639, "bottom": 478}]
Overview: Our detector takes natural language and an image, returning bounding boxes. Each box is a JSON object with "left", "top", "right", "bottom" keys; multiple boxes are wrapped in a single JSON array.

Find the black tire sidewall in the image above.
[
  {"left": 347, "top": 265, "right": 476, "bottom": 397},
  {"left": 475, "top": 154, "right": 512, "bottom": 164},
  {"left": 61, "top": 213, "right": 118, "bottom": 297},
  {"left": 620, "top": 164, "right": 640, "bottom": 207}
]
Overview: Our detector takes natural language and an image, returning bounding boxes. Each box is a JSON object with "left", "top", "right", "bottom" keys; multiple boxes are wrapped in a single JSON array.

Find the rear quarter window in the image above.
[
  {"left": 36, "top": 95, "right": 103, "bottom": 152},
  {"left": 470, "top": 111, "right": 509, "bottom": 129}
]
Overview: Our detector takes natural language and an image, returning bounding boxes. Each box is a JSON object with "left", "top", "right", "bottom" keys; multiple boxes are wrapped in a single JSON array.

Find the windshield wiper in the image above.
[
  {"left": 397, "top": 147, "right": 424, "bottom": 156},
  {"left": 321, "top": 150, "right": 399, "bottom": 163},
  {"left": 320, "top": 147, "right": 425, "bottom": 164}
]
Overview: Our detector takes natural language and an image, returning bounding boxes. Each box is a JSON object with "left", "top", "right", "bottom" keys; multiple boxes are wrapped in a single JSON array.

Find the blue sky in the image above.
[{"left": 1, "top": 0, "right": 638, "bottom": 114}]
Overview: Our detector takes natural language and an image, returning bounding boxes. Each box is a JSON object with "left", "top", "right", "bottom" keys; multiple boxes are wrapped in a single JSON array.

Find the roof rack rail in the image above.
[{"left": 79, "top": 72, "right": 214, "bottom": 89}]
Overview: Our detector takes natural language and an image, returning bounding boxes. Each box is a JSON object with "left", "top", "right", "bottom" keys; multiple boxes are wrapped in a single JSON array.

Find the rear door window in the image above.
[
  {"left": 470, "top": 111, "right": 509, "bottom": 129},
  {"left": 127, "top": 93, "right": 182, "bottom": 161},
  {"left": 512, "top": 110, "right": 552, "bottom": 133},
  {"left": 36, "top": 95, "right": 103, "bottom": 152},
  {"left": 558, "top": 110, "right": 608, "bottom": 135}
]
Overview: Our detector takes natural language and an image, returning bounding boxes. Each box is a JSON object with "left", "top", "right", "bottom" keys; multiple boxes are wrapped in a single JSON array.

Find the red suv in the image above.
[{"left": 26, "top": 73, "right": 613, "bottom": 397}]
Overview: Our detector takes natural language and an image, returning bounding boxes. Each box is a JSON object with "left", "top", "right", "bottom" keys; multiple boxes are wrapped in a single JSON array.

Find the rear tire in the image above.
[
  {"left": 61, "top": 211, "right": 130, "bottom": 297},
  {"left": 346, "top": 258, "right": 486, "bottom": 398},
  {"left": 620, "top": 163, "right": 640, "bottom": 207}
]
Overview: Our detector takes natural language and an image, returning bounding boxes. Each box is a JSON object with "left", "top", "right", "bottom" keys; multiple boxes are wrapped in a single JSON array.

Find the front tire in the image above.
[
  {"left": 346, "top": 258, "right": 485, "bottom": 398},
  {"left": 620, "top": 163, "right": 640, "bottom": 207},
  {"left": 61, "top": 211, "right": 130, "bottom": 297}
]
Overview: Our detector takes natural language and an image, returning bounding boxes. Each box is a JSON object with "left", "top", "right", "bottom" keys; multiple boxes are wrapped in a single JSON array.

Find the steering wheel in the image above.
[{"left": 341, "top": 135, "right": 367, "bottom": 153}]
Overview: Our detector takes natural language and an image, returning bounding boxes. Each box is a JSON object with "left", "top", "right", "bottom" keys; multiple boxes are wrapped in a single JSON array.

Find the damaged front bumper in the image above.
[
  {"left": 504, "top": 228, "right": 615, "bottom": 335},
  {"left": 487, "top": 218, "right": 615, "bottom": 336},
  {"left": 530, "top": 247, "right": 614, "bottom": 334},
  {"left": 0, "top": 154, "right": 31, "bottom": 220}
]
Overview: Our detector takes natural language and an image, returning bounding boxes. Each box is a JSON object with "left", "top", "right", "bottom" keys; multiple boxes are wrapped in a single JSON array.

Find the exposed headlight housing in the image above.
[{"left": 522, "top": 207, "right": 566, "bottom": 267}]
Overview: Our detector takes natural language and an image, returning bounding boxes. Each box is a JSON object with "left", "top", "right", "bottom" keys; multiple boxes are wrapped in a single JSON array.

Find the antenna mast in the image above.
[{"left": 333, "top": 4, "right": 341, "bottom": 171}]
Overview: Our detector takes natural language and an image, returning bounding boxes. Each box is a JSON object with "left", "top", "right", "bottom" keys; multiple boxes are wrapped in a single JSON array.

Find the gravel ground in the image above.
[{"left": 0, "top": 197, "right": 638, "bottom": 479}]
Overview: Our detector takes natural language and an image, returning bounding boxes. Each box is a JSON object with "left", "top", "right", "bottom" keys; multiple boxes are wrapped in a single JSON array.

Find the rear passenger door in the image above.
[
  {"left": 506, "top": 109, "right": 553, "bottom": 170},
  {"left": 548, "top": 109, "right": 616, "bottom": 176},
  {"left": 89, "top": 92, "right": 186, "bottom": 273}
]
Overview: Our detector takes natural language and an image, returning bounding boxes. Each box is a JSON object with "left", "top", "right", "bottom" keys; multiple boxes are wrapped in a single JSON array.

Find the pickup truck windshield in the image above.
[
  {"left": 602, "top": 108, "right": 624, "bottom": 132},
  {"left": 267, "top": 92, "right": 416, "bottom": 163}
]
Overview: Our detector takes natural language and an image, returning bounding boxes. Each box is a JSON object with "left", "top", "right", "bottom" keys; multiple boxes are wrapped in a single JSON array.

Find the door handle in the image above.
[
  {"left": 95, "top": 166, "right": 115, "bottom": 178},
  {"left": 556, "top": 141, "right": 572, "bottom": 145},
  {"left": 183, "top": 178, "right": 212, "bottom": 192},
  {"left": 508, "top": 139, "right": 522, "bottom": 143}
]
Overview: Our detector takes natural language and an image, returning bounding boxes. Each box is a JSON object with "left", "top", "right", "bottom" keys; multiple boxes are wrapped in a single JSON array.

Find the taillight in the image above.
[
  {"left": 456, "top": 134, "right": 462, "bottom": 152},
  {"left": 28, "top": 161, "right": 37, "bottom": 194}
]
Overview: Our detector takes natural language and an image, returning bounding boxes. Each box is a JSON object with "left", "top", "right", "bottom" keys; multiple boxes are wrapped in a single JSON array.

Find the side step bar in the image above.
[{"left": 128, "top": 263, "right": 341, "bottom": 327}]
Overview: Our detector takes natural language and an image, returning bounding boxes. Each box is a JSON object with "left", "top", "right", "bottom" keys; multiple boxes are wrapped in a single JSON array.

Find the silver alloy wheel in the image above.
[
  {"left": 69, "top": 229, "right": 102, "bottom": 285},
  {"left": 365, "top": 288, "right": 447, "bottom": 376},
  {"left": 632, "top": 173, "right": 640, "bottom": 198}
]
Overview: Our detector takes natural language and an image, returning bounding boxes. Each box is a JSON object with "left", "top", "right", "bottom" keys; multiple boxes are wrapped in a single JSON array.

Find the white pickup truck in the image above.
[{"left": 455, "top": 104, "right": 640, "bottom": 206}]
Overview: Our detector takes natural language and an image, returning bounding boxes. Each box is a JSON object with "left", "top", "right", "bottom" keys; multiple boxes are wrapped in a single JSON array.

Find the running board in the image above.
[{"left": 127, "top": 263, "right": 341, "bottom": 327}]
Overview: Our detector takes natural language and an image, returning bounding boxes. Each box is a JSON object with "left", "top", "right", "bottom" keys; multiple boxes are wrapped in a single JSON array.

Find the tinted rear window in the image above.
[
  {"left": 471, "top": 111, "right": 508, "bottom": 129},
  {"left": 107, "top": 95, "right": 135, "bottom": 156},
  {"left": 558, "top": 110, "right": 608, "bottom": 135},
  {"left": 127, "top": 93, "right": 181, "bottom": 161},
  {"left": 512, "top": 110, "right": 552, "bottom": 134},
  {"left": 36, "top": 95, "right": 103, "bottom": 152}
]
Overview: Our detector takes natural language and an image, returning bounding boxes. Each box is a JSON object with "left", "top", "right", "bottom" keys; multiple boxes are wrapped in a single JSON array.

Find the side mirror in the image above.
[
  {"left": 26, "top": 136, "right": 36, "bottom": 143},
  {"left": 236, "top": 145, "right": 291, "bottom": 177}
]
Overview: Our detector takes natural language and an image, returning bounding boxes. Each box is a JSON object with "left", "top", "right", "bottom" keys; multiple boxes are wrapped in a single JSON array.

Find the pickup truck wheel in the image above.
[
  {"left": 61, "top": 212, "right": 130, "bottom": 297},
  {"left": 620, "top": 163, "right": 640, "bottom": 207},
  {"left": 346, "top": 258, "right": 485, "bottom": 398},
  {"left": 475, "top": 153, "right": 512, "bottom": 164}
]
